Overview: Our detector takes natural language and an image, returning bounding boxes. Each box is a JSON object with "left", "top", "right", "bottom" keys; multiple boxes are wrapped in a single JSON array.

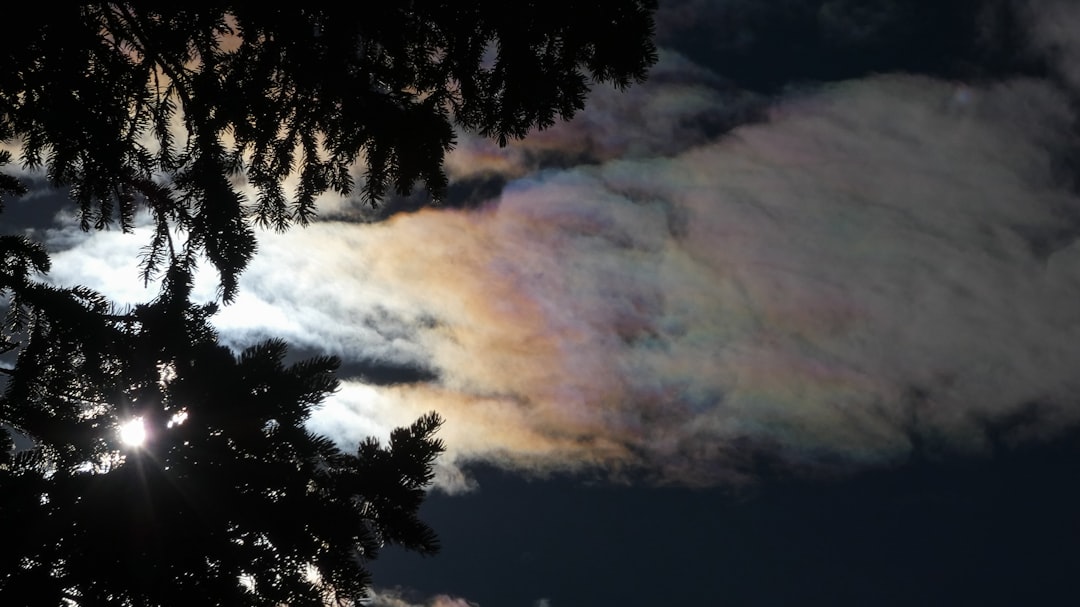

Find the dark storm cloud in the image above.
[{"left": 288, "top": 345, "right": 438, "bottom": 387}]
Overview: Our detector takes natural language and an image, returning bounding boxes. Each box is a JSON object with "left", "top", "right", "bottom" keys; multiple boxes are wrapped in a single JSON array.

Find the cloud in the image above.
[
  {"left": 40, "top": 64, "right": 1080, "bottom": 489},
  {"left": 441, "top": 50, "right": 763, "bottom": 182},
  {"left": 366, "top": 588, "right": 479, "bottom": 607},
  {"left": 1017, "top": 0, "right": 1080, "bottom": 94},
  {"left": 339, "top": 75, "right": 1079, "bottom": 482}
]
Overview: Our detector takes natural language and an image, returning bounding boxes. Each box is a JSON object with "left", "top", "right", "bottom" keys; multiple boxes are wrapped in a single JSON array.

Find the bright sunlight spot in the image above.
[
  {"left": 167, "top": 409, "right": 189, "bottom": 428},
  {"left": 118, "top": 417, "right": 147, "bottom": 447}
]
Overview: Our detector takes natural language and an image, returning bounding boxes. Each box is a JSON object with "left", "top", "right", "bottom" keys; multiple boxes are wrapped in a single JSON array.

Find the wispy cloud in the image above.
[{"left": 366, "top": 588, "right": 479, "bottom": 607}]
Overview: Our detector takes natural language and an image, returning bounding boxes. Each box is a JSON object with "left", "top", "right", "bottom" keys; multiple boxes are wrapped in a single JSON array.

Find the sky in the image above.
[{"left": 6, "top": 1, "right": 1080, "bottom": 605}]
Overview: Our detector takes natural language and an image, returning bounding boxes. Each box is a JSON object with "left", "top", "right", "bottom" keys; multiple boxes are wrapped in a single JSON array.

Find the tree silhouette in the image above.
[
  {"left": 1, "top": 261, "right": 444, "bottom": 605},
  {"left": 1, "top": 3, "right": 658, "bottom": 605},
  {"left": 1, "top": 3, "right": 657, "bottom": 300}
]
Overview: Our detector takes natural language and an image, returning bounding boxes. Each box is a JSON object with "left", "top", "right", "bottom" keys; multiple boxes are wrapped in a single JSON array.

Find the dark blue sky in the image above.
[{"left": 372, "top": 433, "right": 1080, "bottom": 606}]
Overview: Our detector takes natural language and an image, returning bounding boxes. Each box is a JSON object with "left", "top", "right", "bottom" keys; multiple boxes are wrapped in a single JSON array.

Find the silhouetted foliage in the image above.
[
  {"left": 0, "top": 264, "right": 444, "bottom": 605},
  {"left": 1, "top": 2, "right": 658, "bottom": 300},
  {"left": 0, "top": 3, "right": 658, "bottom": 605}
]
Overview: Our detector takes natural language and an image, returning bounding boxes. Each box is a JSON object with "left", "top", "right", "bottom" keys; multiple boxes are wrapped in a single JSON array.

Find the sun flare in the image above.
[{"left": 118, "top": 417, "right": 147, "bottom": 447}]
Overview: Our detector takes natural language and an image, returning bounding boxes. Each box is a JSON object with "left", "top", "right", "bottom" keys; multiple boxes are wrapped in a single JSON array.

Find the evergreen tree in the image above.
[
  {"left": 0, "top": 3, "right": 657, "bottom": 604},
  {"left": 0, "top": 261, "right": 445, "bottom": 605},
  {"left": 1, "top": 3, "right": 657, "bottom": 299}
]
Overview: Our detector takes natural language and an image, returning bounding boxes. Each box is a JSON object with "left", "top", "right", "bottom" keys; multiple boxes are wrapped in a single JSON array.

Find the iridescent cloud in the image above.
[{"left": 43, "top": 63, "right": 1080, "bottom": 489}]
